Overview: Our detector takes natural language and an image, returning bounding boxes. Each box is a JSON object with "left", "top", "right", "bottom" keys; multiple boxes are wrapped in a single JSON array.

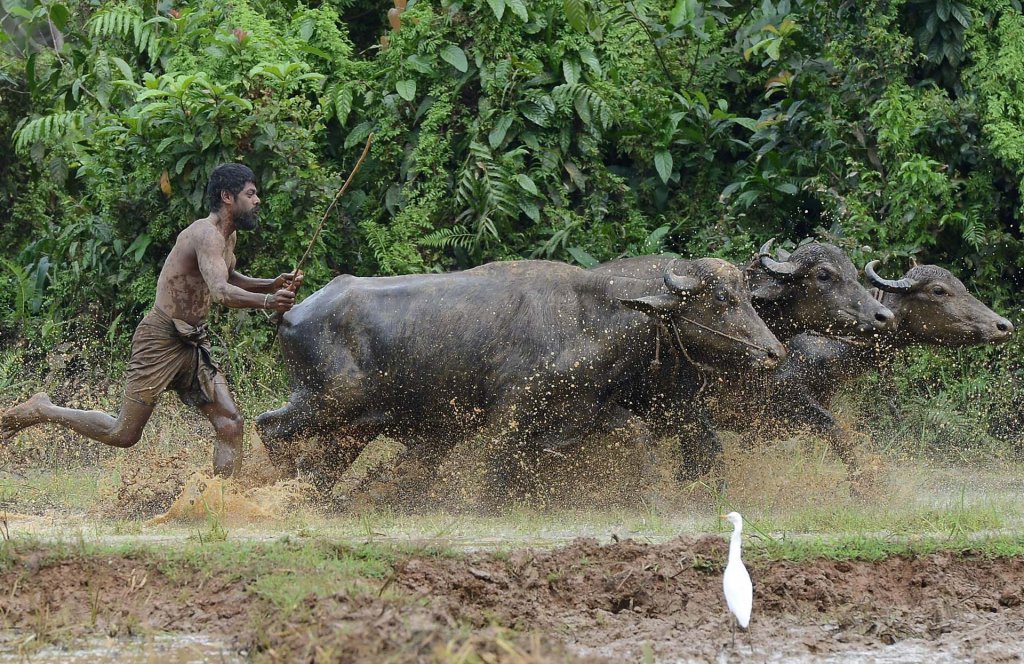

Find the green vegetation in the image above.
[{"left": 0, "top": 0, "right": 1022, "bottom": 462}]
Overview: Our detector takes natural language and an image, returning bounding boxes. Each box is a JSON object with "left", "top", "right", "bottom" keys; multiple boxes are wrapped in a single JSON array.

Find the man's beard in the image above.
[{"left": 236, "top": 207, "right": 259, "bottom": 231}]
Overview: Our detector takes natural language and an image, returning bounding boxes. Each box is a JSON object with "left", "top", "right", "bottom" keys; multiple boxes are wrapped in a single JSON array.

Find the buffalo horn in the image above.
[
  {"left": 758, "top": 238, "right": 800, "bottom": 278},
  {"left": 864, "top": 260, "right": 917, "bottom": 293},
  {"left": 663, "top": 260, "right": 701, "bottom": 295}
]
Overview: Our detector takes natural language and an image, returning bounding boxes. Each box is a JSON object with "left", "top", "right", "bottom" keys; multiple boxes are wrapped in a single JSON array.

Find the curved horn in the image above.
[
  {"left": 663, "top": 260, "right": 701, "bottom": 295},
  {"left": 758, "top": 238, "right": 800, "bottom": 278},
  {"left": 864, "top": 260, "right": 917, "bottom": 293}
]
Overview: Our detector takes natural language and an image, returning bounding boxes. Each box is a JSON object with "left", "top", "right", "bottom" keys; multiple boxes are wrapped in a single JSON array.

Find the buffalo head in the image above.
[
  {"left": 620, "top": 258, "right": 786, "bottom": 369},
  {"left": 865, "top": 262, "right": 1014, "bottom": 346},
  {"left": 747, "top": 239, "right": 894, "bottom": 339}
]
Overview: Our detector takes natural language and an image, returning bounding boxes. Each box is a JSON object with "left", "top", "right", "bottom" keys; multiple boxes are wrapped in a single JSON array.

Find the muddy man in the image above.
[{"left": 0, "top": 163, "right": 303, "bottom": 476}]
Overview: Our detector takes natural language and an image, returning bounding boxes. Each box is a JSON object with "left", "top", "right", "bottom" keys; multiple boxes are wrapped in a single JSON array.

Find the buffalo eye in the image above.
[
  {"left": 816, "top": 270, "right": 832, "bottom": 283},
  {"left": 715, "top": 291, "right": 728, "bottom": 303},
  {"left": 932, "top": 285, "right": 947, "bottom": 296}
]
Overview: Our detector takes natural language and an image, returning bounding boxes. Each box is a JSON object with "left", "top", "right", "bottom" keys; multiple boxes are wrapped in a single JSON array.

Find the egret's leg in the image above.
[{"left": 731, "top": 618, "right": 736, "bottom": 649}]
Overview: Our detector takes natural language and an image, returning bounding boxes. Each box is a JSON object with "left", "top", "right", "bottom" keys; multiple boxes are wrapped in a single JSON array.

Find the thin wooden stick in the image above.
[{"left": 292, "top": 132, "right": 375, "bottom": 279}]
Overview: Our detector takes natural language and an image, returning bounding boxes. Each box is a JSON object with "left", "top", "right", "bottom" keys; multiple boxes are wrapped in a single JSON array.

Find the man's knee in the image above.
[
  {"left": 110, "top": 427, "right": 144, "bottom": 448},
  {"left": 215, "top": 411, "right": 244, "bottom": 442}
]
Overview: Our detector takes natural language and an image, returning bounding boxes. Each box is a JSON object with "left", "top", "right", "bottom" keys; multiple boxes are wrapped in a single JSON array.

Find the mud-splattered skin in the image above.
[
  {"left": 590, "top": 245, "right": 894, "bottom": 480},
  {"left": 744, "top": 242, "right": 894, "bottom": 341},
  {"left": 725, "top": 264, "right": 1013, "bottom": 468},
  {"left": 256, "top": 258, "right": 784, "bottom": 504},
  {"left": 156, "top": 184, "right": 298, "bottom": 324},
  {"left": 0, "top": 174, "right": 301, "bottom": 478},
  {"left": 155, "top": 223, "right": 239, "bottom": 325}
]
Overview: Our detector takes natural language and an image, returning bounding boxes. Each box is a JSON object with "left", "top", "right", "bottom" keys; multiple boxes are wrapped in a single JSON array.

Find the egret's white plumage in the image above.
[{"left": 722, "top": 511, "right": 752, "bottom": 637}]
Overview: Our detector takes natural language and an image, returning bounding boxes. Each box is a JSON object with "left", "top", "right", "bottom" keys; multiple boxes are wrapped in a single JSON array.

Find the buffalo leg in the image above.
[
  {"left": 255, "top": 391, "right": 321, "bottom": 475},
  {"left": 785, "top": 394, "right": 858, "bottom": 468},
  {"left": 298, "top": 431, "right": 368, "bottom": 497},
  {"left": 671, "top": 406, "right": 723, "bottom": 485},
  {"left": 598, "top": 406, "right": 664, "bottom": 508}
]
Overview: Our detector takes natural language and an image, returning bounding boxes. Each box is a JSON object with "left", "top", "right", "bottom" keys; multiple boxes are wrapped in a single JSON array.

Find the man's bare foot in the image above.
[{"left": 0, "top": 392, "right": 53, "bottom": 441}]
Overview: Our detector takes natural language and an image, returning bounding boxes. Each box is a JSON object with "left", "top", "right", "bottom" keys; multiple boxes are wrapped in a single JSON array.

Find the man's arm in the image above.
[
  {"left": 228, "top": 269, "right": 276, "bottom": 294},
  {"left": 228, "top": 269, "right": 302, "bottom": 294},
  {"left": 197, "top": 230, "right": 295, "bottom": 312}
]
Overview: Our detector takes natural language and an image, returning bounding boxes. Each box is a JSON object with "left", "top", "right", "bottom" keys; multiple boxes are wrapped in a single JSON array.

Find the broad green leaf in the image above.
[
  {"left": 344, "top": 121, "right": 374, "bottom": 149},
  {"left": 775, "top": 182, "right": 798, "bottom": 195},
  {"left": 111, "top": 57, "right": 134, "bottom": 82},
  {"left": 440, "top": 45, "right": 469, "bottom": 72},
  {"left": 334, "top": 86, "right": 353, "bottom": 125},
  {"left": 515, "top": 173, "right": 539, "bottom": 195},
  {"left": 396, "top": 79, "right": 416, "bottom": 101},
  {"left": 519, "top": 100, "right": 549, "bottom": 127},
  {"left": 48, "top": 4, "right": 70, "bottom": 29},
  {"left": 406, "top": 54, "right": 435, "bottom": 74},
  {"left": 654, "top": 149, "right": 673, "bottom": 184},
  {"left": 564, "top": 0, "right": 586, "bottom": 32},
  {"left": 579, "top": 48, "right": 602, "bottom": 76},
  {"left": 567, "top": 246, "right": 599, "bottom": 267},
  {"left": 507, "top": 0, "right": 528, "bottom": 21},
  {"left": 564, "top": 160, "right": 587, "bottom": 189},
  {"left": 950, "top": 2, "right": 971, "bottom": 27},
  {"left": 669, "top": 0, "right": 695, "bottom": 27},
  {"left": 487, "top": 0, "right": 506, "bottom": 21},
  {"left": 563, "top": 60, "right": 580, "bottom": 85},
  {"left": 519, "top": 200, "right": 541, "bottom": 222},
  {"left": 488, "top": 114, "right": 514, "bottom": 148}
]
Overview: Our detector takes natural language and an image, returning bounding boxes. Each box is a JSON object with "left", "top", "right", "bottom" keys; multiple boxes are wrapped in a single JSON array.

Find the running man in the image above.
[{"left": 0, "top": 163, "right": 303, "bottom": 476}]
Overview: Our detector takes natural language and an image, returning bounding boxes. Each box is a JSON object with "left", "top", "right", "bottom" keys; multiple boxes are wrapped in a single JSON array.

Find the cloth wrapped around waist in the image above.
[{"left": 123, "top": 307, "right": 223, "bottom": 407}]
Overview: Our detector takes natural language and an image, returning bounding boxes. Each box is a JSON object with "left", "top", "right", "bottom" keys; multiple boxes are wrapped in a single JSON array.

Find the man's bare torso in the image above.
[{"left": 155, "top": 218, "right": 236, "bottom": 325}]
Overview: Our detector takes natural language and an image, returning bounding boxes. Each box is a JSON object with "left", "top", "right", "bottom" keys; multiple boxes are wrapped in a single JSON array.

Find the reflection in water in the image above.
[{"left": 0, "top": 633, "right": 242, "bottom": 663}]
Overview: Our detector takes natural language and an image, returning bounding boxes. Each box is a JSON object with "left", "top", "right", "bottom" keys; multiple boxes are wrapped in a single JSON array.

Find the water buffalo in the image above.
[
  {"left": 746, "top": 240, "right": 895, "bottom": 339},
  {"left": 256, "top": 258, "right": 785, "bottom": 506},
  {"left": 591, "top": 241, "right": 894, "bottom": 479},
  {"left": 721, "top": 261, "right": 1013, "bottom": 474}
]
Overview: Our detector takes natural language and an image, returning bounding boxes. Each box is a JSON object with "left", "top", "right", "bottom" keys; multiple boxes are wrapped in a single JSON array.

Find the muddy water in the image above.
[
  {"left": 0, "top": 633, "right": 241, "bottom": 663},
  {"left": 3, "top": 428, "right": 1024, "bottom": 662}
]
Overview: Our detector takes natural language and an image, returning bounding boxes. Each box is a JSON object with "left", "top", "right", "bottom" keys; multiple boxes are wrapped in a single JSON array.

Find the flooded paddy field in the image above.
[{"left": 1, "top": 407, "right": 1024, "bottom": 662}]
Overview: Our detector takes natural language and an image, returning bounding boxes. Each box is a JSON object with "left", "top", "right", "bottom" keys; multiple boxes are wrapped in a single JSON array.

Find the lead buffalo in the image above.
[{"left": 256, "top": 258, "right": 785, "bottom": 506}]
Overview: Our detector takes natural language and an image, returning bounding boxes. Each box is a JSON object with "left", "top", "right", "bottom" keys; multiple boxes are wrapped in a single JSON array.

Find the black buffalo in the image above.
[
  {"left": 256, "top": 258, "right": 785, "bottom": 506},
  {"left": 746, "top": 240, "right": 895, "bottom": 339},
  {"left": 590, "top": 241, "right": 895, "bottom": 478},
  {"left": 718, "top": 261, "right": 1013, "bottom": 476}
]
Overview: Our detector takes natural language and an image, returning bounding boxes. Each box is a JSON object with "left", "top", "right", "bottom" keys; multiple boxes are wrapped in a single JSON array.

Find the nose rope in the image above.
[
  {"left": 669, "top": 319, "right": 710, "bottom": 397},
  {"left": 671, "top": 314, "right": 775, "bottom": 355}
]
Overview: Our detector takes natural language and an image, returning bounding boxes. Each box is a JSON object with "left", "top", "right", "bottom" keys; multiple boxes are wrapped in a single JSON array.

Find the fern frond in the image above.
[
  {"left": 88, "top": 6, "right": 161, "bottom": 61},
  {"left": 13, "top": 112, "right": 85, "bottom": 154},
  {"left": 420, "top": 225, "right": 475, "bottom": 249}
]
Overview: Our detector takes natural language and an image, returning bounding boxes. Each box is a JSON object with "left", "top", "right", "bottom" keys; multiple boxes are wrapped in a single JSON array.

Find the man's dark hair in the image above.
[{"left": 207, "top": 163, "right": 256, "bottom": 211}]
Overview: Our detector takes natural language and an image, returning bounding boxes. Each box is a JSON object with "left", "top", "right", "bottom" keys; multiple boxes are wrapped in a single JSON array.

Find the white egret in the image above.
[{"left": 722, "top": 511, "right": 752, "bottom": 648}]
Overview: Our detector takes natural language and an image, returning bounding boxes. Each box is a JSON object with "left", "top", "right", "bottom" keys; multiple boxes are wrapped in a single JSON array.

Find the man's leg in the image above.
[
  {"left": 198, "top": 381, "right": 244, "bottom": 477},
  {"left": 0, "top": 392, "right": 153, "bottom": 447}
]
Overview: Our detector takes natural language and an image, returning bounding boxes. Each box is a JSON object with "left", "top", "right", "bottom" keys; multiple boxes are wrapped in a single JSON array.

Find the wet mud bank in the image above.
[{"left": 1, "top": 536, "right": 1023, "bottom": 662}]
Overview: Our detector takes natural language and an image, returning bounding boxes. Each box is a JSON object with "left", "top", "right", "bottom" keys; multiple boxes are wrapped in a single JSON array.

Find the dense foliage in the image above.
[{"left": 1, "top": 0, "right": 1022, "bottom": 444}]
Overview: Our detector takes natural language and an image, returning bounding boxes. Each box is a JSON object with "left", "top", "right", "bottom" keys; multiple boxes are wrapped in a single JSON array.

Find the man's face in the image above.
[{"left": 233, "top": 182, "right": 260, "bottom": 231}]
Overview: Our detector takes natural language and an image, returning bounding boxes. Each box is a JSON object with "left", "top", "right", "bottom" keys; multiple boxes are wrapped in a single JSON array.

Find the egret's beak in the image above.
[{"left": 719, "top": 515, "right": 728, "bottom": 520}]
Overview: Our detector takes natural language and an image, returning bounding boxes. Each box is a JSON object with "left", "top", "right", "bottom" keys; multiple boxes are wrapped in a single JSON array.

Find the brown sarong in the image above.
[{"left": 123, "top": 307, "right": 225, "bottom": 407}]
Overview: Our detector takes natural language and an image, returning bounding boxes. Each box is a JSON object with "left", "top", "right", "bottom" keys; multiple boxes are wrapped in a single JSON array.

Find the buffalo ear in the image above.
[{"left": 619, "top": 294, "right": 682, "bottom": 318}]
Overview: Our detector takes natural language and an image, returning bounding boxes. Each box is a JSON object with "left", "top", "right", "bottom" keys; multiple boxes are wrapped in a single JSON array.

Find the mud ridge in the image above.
[{"left": 1, "top": 537, "right": 1023, "bottom": 662}]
